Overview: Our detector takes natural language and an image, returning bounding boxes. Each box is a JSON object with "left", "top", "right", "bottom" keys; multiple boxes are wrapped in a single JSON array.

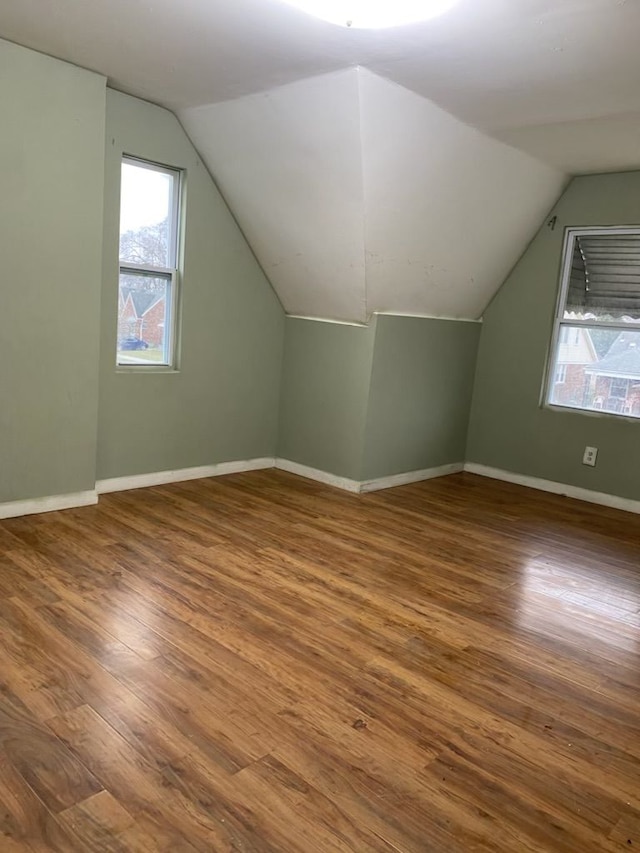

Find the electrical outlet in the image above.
[{"left": 583, "top": 446, "right": 598, "bottom": 467}]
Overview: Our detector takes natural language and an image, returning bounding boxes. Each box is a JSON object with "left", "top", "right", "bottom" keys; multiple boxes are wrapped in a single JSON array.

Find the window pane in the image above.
[
  {"left": 549, "top": 326, "right": 640, "bottom": 418},
  {"left": 118, "top": 272, "right": 171, "bottom": 365},
  {"left": 119, "top": 161, "right": 176, "bottom": 268},
  {"left": 565, "top": 233, "right": 640, "bottom": 321}
]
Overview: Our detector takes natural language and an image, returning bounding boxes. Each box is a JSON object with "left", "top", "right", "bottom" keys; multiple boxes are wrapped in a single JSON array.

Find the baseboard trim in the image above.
[
  {"left": 96, "top": 457, "right": 275, "bottom": 495},
  {"left": 8, "top": 461, "right": 632, "bottom": 519},
  {"left": 360, "top": 463, "right": 465, "bottom": 493},
  {"left": 274, "top": 459, "right": 361, "bottom": 493},
  {"left": 275, "top": 459, "right": 463, "bottom": 494},
  {"left": 0, "top": 490, "right": 98, "bottom": 520},
  {"left": 464, "top": 462, "right": 640, "bottom": 516}
]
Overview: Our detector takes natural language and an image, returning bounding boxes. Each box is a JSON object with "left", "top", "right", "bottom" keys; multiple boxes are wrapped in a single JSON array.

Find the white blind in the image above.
[{"left": 567, "top": 235, "right": 640, "bottom": 318}]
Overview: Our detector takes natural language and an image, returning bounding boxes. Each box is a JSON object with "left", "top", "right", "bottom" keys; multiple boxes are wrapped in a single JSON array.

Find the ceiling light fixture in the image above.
[{"left": 279, "top": 0, "right": 459, "bottom": 29}]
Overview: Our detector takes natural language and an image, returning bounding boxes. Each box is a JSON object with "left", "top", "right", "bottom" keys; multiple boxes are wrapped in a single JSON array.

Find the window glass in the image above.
[
  {"left": 117, "top": 272, "right": 172, "bottom": 365},
  {"left": 117, "top": 158, "right": 180, "bottom": 367},
  {"left": 547, "top": 229, "right": 640, "bottom": 420}
]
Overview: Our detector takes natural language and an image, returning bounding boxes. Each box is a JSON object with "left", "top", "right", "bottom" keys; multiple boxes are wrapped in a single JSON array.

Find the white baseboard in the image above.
[
  {"left": 274, "top": 459, "right": 361, "bottom": 493},
  {"left": 96, "top": 457, "right": 275, "bottom": 495},
  {"left": 360, "top": 462, "right": 464, "bottom": 493},
  {"left": 0, "top": 490, "right": 98, "bottom": 520},
  {"left": 99, "top": 457, "right": 462, "bottom": 498},
  {"left": 275, "top": 458, "right": 462, "bottom": 494},
  {"left": 7, "top": 461, "right": 633, "bottom": 520},
  {"left": 464, "top": 462, "right": 640, "bottom": 516}
]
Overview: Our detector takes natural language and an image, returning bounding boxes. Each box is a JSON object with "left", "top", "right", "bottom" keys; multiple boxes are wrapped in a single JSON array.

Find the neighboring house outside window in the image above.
[
  {"left": 548, "top": 326, "right": 597, "bottom": 409},
  {"left": 554, "top": 364, "right": 567, "bottom": 384},
  {"left": 117, "top": 156, "right": 182, "bottom": 367},
  {"left": 584, "top": 333, "right": 640, "bottom": 416},
  {"left": 546, "top": 228, "right": 640, "bottom": 419},
  {"left": 118, "top": 290, "right": 166, "bottom": 349}
]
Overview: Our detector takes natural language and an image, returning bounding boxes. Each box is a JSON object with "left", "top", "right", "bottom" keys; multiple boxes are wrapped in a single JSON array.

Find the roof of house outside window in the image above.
[{"left": 585, "top": 332, "right": 640, "bottom": 379}]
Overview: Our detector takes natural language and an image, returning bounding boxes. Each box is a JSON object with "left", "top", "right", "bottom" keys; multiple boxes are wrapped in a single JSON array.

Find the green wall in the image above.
[
  {"left": 362, "top": 316, "right": 480, "bottom": 480},
  {"left": 0, "top": 40, "right": 106, "bottom": 502},
  {"left": 277, "top": 317, "right": 376, "bottom": 480},
  {"left": 278, "top": 315, "right": 479, "bottom": 482},
  {"left": 467, "top": 171, "right": 640, "bottom": 501},
  {"left": 97, "top": 91, "right": 285, "bottom": 479}
]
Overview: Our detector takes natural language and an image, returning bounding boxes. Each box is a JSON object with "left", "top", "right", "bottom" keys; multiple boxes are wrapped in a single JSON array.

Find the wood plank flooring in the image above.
[{"left": 0, "top": 469, "right": 639, "bottom": 852}]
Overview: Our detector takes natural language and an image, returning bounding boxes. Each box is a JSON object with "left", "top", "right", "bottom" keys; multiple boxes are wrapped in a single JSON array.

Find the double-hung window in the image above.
[
  {"left": 546, "top": 227, "right": 640, "bottom": 419},
  {"left": 118, "top": 157, "right": 182, "bottom": 367}
]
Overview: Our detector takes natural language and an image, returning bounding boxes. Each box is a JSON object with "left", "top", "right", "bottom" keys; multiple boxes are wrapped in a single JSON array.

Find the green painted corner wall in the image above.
[
  {"left": 362, "top": 316, "right": 480, "bottom": 481},
  {"left": 0, "top": 40, "right": 106, "bottom": 502},
  {"left": 467, "top": 171, "right": 640, "bottom": 501},
  {"left": 277, "top": 317, "right": 376, "bottom": 480},
  {"left": 97, "top": 91, "right": 285, "bottom": 479},
  {"left": 277, "top": 314, "right": 480, "bottom": 482}
]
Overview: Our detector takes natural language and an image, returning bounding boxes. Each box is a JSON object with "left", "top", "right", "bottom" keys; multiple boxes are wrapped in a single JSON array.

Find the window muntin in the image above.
[
  {"left": 546, "top": 227, "right": 640, "bottom": 419},
  {"left": 117, "top": 157, "right": 181, "bottom": 367}
]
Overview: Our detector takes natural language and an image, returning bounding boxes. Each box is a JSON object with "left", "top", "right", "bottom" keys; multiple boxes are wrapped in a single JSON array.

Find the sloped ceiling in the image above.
[
  {"left": 358, "top": 71, "right": 564, "bottom": 320},
  {"left": 181, "top": 69, "right": 564, "bottom": 322},
  {"left": 2, "top": 0, "right": 640, "bottom": 320},
  {"left": 181, "top": 70, "right": 368, "bottom": 322}
]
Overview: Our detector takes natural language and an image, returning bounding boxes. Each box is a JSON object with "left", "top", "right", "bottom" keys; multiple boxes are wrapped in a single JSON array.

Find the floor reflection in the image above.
[{"left": 515, "top": 556, "right": 640, "bottom": 652}]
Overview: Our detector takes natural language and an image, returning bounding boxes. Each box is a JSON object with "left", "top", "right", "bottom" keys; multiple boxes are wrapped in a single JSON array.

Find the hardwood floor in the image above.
[{"left": 0, "top": 469, "right": 639, "bottom": 852}]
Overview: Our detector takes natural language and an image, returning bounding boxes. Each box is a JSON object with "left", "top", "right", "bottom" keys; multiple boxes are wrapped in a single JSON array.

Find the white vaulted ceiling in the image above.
[
  {"left": 357, "top": 71, "right": 563, "bottom": 320},
  {"left": 181, "top": 69, "right": 564, "bottom": 322},
  {"left": 181, "top": 70, "right": 369, "bottom": 322},
  {"left": 2, "top": 0, "right": 640, "bottom": 320}
]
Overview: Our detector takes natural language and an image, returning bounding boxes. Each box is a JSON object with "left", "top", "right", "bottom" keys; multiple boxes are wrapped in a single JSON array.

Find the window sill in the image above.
[
  {"left": 116, "top": 366, "right": 180, "bottom": 375},
  {"left": 543, "top": 402, "right": 640, "bottom": 422}
]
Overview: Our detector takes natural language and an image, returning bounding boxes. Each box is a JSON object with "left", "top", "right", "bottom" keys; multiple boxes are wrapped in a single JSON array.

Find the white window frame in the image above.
[
  {"left": 118, "top": 156, "right": 182, "bottom": 369},
  {"left": 544, "top": 225, "right": 640, "bottom": 418}
]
